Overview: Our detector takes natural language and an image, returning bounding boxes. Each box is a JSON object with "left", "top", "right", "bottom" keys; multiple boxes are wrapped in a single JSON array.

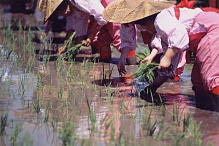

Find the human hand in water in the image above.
[
  {"left": 40, "top": 32, "right": 47, "bottom": 40},
  {"left": 83, "top": 38, "right": 92, "bottom": 47},
  {"left": 58, "top": 46, "right": 66, "bottom": 55},
  {"left": 141, "top": 55, "right": 153, "bottom": 64}
]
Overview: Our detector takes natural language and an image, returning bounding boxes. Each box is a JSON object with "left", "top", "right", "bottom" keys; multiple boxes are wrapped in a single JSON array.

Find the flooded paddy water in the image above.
[{"left": 1, "top": 4, "right": 219, "bottom": 146}]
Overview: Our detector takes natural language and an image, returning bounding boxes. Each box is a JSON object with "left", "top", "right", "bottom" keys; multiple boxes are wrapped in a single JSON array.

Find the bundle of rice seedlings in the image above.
[
  {"left": 133, "top": 62, "right": 158, "bottom": 84},
  {"left": 136, "top": 47, "right": 150, "bottom": 61},
  {"left": 133, "top": 48, "right": 158, "bottom": 84},
  {"left": 61, "top": 33, "right": 83, "bottom": 59}
]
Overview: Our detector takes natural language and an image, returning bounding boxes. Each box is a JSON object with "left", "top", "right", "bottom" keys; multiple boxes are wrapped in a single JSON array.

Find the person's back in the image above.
[{"left": 192, "top": 12, "right": 219, "bottom": 95}]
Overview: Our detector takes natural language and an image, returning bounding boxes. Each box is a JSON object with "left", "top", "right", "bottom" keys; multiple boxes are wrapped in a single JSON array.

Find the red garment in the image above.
[{"left": 88, "top": 0, "right": 122, "bottom": 59}]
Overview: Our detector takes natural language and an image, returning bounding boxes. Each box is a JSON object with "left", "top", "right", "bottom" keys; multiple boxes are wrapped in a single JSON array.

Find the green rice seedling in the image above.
[
  {"left": 60, "top": 121, "right": 77, "bottom": 146},
  {"left": 0, "top": 113, "right": 8, "bottom": 136},
  {"left": 32, "top": 96, "right": 43, "bottom": 113},
  {"left": 44, "top": 104, "right": 51, "bottom": 123},
  {"left": 136, "top": 48, "right": 150, "bottom": 61},
  {"left": 119, "top": 99, "right": 128, "bottom": 112},
  {"left": 146, "top": 111, "right": 157, "bottom": 136},
  {"left": 183, "top": 114, "right": 203, "bottom": 146},
  {"left": 183, "top": 114, "right": 192, "bottom": 133},
  {"left": 172, "top": 104, "right": 183, "bottom": 127},
  {"left": 155, "top": 117, "right": 169, "bottom": 140},
  {"left": 58, "top": 87, "right": 63, "bottom": 100},
  {"left": 173, "top": 132, "right": 185, "bottom": 146},
  {"left": 143, "top": 109, "right": 157, "bottom": 136},
  {"left": 18, "top": 75, "right": 26, "bottom": 99},
  {"left": 117, "top": 132, "right": 125, "bottom": 146},
  {"left": 60, "top": 33, "right": 83, "bottom": 61},
  {"left": 110, "top": 125, "right": 116, "bottom": 141},
  {"left": 105, "top": 84, "right": 117, "bottom": 103},
  {"left": 85, "top": 95, "right": 97, "bottom": 132},
  {"left": 10, "top": 125, "right": 21, "bottom": 146},
  {"left": 133, "top": 63, "right": 158, "bottom": 84}
]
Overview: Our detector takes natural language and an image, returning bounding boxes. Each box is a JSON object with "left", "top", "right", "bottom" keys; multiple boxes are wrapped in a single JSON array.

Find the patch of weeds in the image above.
[
  {"left": 172, "top": 104, "right": 184, "bottom": 127},
  {"left": 136, "top": 48, "right": 150, "bottom": 61},
  {"left": 60, "top": 33, "right": 83, "bottom": 61}
]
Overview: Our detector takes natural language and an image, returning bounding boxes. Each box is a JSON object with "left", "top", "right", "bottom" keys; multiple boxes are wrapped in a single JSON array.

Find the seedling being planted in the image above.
[{"left": 59, "top": 33, "right": 83, "bottom": 61}]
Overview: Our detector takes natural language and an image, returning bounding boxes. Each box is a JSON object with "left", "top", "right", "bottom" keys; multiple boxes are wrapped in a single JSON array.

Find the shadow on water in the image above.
[{"left": 195, "top": 94, "right": 219, "bottom": 112}]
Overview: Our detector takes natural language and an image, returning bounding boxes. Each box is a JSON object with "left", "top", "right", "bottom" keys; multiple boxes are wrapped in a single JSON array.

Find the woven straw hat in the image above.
[
  {"left": 38, "top": 0, "right": 63, "bottom": 22},
  {"left": 103, "top": 0, "right": 174, "bottom": 23}
]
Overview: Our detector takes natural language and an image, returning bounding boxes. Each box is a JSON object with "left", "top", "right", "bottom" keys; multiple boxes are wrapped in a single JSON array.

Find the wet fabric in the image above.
[{"left": 192, "top": 12, "right": 219, "bottom": 92}]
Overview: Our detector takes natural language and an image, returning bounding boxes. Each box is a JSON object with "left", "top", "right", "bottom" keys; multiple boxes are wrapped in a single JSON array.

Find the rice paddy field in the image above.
[{"left": 1, "top": 3, "right": 219, "bottom": 146}]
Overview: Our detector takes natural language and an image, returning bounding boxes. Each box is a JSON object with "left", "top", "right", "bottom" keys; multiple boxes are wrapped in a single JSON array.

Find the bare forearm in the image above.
[
  {"left": 159, "top": 48, "right": 179, "bottom": 69},
  {"left": 150, "top": 48, "right": 158, "bottom": 59},
  {"left": 164, "top": 48, "right": 178, "bottom": 61}
]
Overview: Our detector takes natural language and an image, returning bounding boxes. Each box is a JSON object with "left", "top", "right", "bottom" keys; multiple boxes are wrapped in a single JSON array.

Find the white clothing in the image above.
[
  {"left": 153, "top": 7, "right": 203, "bottom": 53},
  {"left": 69, "top": 0, "right": 107, "bottom": 25}
]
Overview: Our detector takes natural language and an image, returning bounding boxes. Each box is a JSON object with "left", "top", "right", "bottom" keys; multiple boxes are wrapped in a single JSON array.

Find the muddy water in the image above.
[{"left": 1, "top": 5, "right": 219, "bottom": 146}]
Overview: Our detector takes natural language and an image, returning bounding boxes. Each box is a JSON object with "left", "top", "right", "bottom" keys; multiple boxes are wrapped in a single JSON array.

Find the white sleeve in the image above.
[
  {"left": 154, "top": 10, "right": 189, "bottom": 51},
  {"left": 71, "top": 0, "right": 107, "bottom": 26},
  {"left": 120, "top": 23, "right": 137, "bottom": 50},
  {"left": 150, "top": 34, "right": 163, "bottom": 54}
]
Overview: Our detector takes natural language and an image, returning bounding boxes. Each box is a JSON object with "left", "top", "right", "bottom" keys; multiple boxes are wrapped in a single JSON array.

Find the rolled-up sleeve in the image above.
[
  {"left": 154, "top": 10, "right": 189, "bottom": 51},
  {"left": 150, "top": 34, "right": 163, "bottom": 54},
  {"left": 120, "top": 23, "right": 137, "bottom": 50},
  {"left": 89, "top": 0, "right": 107, "bottom": 26}
]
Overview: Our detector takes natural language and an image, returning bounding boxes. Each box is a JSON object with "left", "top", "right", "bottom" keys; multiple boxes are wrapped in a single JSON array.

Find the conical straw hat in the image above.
[
  {"left": 103, "top": 0, "right": 174, "bottom": 23},
  {"left": 38, "top": 0, "right": 63, "bottom": 22}
]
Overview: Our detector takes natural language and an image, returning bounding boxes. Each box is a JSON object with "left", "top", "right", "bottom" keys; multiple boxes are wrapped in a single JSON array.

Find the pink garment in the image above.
[{"left": 192, "top": 12, "right": 219, "bottom": 92}]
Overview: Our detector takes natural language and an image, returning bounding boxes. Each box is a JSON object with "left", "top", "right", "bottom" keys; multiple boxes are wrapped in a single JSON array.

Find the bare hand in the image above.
[
  {"left": 141, "top": 56, "right": 153, "bottom": 64},
  {"left": 64, "top": 5, "right": 72, "bottom": 15},
  {"left": 58, "top": 46, "right": 66, "bottom": 55},
  {"left": 40, "top": 32, "right": 47, "bottom": 40},
  {"left": 83, "top": 38, "right": 92, "bottom": 47}
]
